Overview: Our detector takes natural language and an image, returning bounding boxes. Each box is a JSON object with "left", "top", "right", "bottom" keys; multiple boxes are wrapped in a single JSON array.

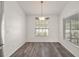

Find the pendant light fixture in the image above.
[{"left": 36, "top": 1, "right": 49, "bottom": 20}]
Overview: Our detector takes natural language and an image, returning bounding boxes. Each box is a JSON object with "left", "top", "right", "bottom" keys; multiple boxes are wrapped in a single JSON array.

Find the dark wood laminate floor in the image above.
[{"left": 11, "top": 42, "right": 74, "bottom": 57}]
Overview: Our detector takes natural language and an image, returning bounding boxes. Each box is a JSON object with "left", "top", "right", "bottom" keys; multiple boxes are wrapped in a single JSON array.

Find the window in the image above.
[
  {"left": 35, "top": 17, "right": 48, "bottom": 37},
  {"left": 64, "top": 13, "right": 79, "bottom": 46}
]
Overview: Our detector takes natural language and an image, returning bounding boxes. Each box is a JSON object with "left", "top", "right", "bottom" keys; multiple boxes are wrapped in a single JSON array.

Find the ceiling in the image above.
[{"left": 17, "top": 1, "right": 68, "bottom": 16}]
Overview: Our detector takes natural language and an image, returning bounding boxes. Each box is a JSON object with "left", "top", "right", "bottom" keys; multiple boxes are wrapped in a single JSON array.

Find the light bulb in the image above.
[{"left": 39, "top": 17, "right": 45, "bottom": 20}]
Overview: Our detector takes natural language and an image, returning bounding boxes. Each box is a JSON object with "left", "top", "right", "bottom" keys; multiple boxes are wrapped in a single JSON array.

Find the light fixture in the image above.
[{"left": 35, "top": 1, "right": 49, "bottom": 20}]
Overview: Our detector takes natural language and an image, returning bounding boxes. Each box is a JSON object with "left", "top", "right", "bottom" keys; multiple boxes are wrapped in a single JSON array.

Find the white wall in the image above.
[
  {"left": 27, "top": 15, "right": 59, "bottom": 42},
  {"left": 59, "top": 2, "right": 79, "bottom": 57},
  {"left": 0, "top": 1, "right": 3, "bottom": 45},
  {"left": 3, "top": 1, "right": 27, "bottom": 57}
]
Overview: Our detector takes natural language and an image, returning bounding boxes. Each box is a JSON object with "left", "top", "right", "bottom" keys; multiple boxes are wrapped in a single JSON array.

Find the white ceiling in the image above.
[{"left": 17, "top": 1, "right": 68, "bottom": 16}]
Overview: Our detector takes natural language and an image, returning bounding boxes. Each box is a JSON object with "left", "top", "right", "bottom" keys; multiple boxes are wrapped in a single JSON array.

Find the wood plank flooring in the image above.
[{"left": 11, "top": 42, "right": 74, "bottom": 57}]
